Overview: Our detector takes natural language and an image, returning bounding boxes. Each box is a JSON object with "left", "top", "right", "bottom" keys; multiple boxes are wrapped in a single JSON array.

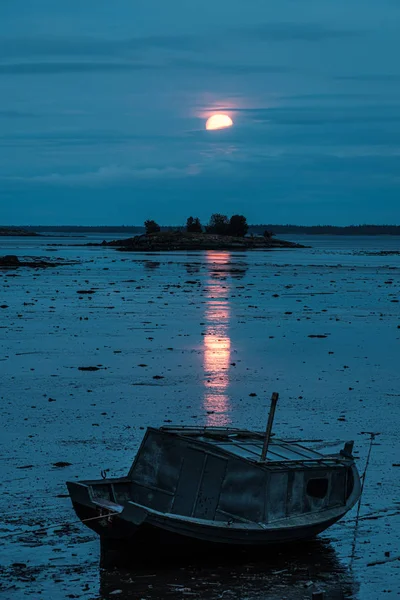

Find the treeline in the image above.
[
  {"left": 4, "top": 224, "right": 400, "bottom": 235},
  {"left": 249, "top": 224, "right": 400, "bottom": 235},
  {"left": 11, "top": 225, "right": 144, "bottom": 233},
  {"left": 144, "top": 214, "right": 250, "bottom": 237}
]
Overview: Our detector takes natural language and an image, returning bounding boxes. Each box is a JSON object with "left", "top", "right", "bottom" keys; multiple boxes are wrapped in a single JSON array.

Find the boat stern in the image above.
[{"left": 66, "top": 479, "right": 135, "bottom": 539}]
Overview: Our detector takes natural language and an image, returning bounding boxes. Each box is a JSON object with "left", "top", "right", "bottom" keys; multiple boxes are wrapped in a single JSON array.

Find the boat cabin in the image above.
[{"left": 104, "top": 426, "right": 356, "bottom": 525}]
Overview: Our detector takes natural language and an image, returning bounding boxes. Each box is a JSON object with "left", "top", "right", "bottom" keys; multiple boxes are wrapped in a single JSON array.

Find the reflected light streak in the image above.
[{"left": 203, "top": 251, "right": 232, "bottom": 426}]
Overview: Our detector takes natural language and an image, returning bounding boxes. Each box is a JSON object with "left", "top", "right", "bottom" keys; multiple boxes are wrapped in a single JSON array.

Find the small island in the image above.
[
  {"left": 103, "top": 214, "right": 307, "bottom": 252},
  {"left": 0, "top": 227, "right": 39, "bottom": 237}
]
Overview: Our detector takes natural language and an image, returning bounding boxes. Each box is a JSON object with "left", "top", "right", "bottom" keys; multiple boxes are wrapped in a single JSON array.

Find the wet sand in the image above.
[{"left": 0, "top": 235, "right": 399, "bottom": 599}]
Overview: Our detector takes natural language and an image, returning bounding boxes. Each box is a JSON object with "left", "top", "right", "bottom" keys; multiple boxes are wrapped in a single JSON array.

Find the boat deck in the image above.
[{"left": 159, "top": 426, "right": 347, "bottom": 468}]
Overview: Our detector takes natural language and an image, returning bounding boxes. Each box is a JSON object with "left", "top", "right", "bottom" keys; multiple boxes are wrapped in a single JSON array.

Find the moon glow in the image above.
[{"left": 205, "top": 114, "right": 233, "bottom": 131}]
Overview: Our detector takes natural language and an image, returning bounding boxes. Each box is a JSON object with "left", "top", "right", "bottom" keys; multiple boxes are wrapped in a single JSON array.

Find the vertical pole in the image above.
[{"left": 260, "top": 392, "right": 279, "bottom": 462}]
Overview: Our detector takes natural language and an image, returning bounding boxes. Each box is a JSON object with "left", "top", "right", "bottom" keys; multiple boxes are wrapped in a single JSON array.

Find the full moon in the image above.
[{"left": 205, "top": 114, "right": 233, "bottom": 131}]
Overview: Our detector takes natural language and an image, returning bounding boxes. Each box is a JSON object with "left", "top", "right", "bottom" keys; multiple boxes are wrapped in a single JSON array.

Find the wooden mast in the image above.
[{"left": 260, "top": 392, "right": 279, "bottom": 462}]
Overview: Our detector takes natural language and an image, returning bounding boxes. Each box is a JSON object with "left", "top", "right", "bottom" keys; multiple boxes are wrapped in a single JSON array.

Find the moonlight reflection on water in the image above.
[{"left": 203, "top": 251, "right": 232, "bottom": 425}]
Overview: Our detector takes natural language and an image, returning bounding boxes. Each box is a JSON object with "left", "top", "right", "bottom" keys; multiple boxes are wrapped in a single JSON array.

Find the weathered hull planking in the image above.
[{"left": 67, "top": 425, "right": 362, "bottom": 564}]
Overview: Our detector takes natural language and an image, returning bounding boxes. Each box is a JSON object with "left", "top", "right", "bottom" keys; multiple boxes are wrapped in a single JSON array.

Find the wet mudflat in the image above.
[{"left": 0, "top": 234, "right": 399, "bottom": 599}]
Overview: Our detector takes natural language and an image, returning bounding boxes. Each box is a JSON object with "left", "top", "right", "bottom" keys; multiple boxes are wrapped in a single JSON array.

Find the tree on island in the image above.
[
  {"left": 229, "top": 214, "right": 248, "bottom": 237},
  {"left": 144, "top": 219, "right": 161, "bottom": 234},
  {"left": 206, "top": 213, "right": 230, "bottom": 235},
  {"left": 205, "top": 213, "right": 249, "bottom": 236},
  {"left": 263, "top": 229, "right": 276, "bottom": 239},
  {"left": 186, "top": 216, "right": 202, "bottom": 233}
]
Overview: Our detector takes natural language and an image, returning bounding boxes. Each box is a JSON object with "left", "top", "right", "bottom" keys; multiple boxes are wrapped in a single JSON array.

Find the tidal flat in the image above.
[{"left": 0, "top": 234, "right": 399, "bottom": 599}]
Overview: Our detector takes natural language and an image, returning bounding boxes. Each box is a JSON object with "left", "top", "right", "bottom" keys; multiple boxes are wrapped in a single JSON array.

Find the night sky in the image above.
[{"left": 1, "top": 0, "right": 400, "bottom": 225}]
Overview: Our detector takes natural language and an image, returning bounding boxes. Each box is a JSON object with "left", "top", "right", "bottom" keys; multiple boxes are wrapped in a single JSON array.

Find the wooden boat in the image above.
[{"left": 67, "top": 394, "right": 361, "bottom": 563}]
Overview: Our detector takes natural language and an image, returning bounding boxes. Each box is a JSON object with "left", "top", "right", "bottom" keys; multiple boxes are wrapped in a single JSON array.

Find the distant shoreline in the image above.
[{"left": 1, "top": 225, "right": 400, "bottom": 236}]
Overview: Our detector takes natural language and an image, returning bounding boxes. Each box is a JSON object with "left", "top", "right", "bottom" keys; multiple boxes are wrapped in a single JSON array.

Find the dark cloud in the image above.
[
  {"left": 0, "top": 58, "right": 291, "bottom": 77},
  {"left": 0, "top": 131, "right": 181, "bottom": 146},
  {"left": 2, "top": 150, "right": 400, "bottom": 225},
  {"left": 170, "top": 58, "right": 292, "bottom": 74},
  {"left": 279, "top": 92, "right": 389, "bottom": 101},
  {"left": 0, "top": 109, "right": 35, "bottom": 117},
  {"left": 216, "top": 105, "right": 400, "bottom": 125},
  {"left": 0, "top": 34, "right": 198, "bottom": 59},
  {"left": 336, "top": 74, "right": 400, "bottom": 82},
  {"left": 236, "top": 22, "right": 361, "bottom": 42},
  {"left": 0, "top": 61, "right": 160, "bottom": 75}
]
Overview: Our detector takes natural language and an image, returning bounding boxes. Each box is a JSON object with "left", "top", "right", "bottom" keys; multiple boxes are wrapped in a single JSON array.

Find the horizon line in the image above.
[{"left": 2, "top": 223, "right": 400, "bottom": 229}]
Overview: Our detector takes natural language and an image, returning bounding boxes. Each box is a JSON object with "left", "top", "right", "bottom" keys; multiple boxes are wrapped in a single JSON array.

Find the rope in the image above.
[
  {"left": 0, "top": 511, "right": 119, "bottom": 541},
  {"left": 349, "top": 432, "right": 378, "bottom": 568}
]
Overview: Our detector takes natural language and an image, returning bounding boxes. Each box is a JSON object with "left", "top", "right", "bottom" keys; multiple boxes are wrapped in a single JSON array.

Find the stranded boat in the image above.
[{"left": 67, "top": 393, "right": 361, "bottom": 562}]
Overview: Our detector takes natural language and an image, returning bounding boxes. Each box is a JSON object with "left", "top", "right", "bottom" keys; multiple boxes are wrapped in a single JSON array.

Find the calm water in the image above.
[{"left": 0, "top": 234, "right": 399, "bottom": 599}]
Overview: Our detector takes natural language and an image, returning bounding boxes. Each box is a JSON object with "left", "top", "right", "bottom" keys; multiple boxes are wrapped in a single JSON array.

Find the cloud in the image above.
[
  {"left": 8, "top": 164, "right": 202, "bottom": 186},
  {"left": 0, "top": 34, "right": 210, "bottom": 76},
  {"left": 214, "top": 105, "right": 400, "bottom": 125},
  {"left": 0, "top": 131, "right": 178, "bottom": 144},
  {"left": 4, "top": 154, "right": 400, "bottom": 228},
  {"left": 170, "top": 58, "right": 292, "bottom": 74},
  {"left": 0, "top": 109, "right": 35, "bottom": 117},
  {"left": 0, "top": 57, "right": 292, "bottom": 77},
  {"left": 336, "top": 74, "right": 400, "bottom": 82},
  {"left": 235, "top": 22, "right": 361, "bottom": 42},
  {"left": 0, "top": 61, "right": 160, "bottom": 75},
  {"left": 0, "top": 35, "right": 198, "bottom": 60},
  {"left": 279, "top": 92, "right": 387, "bottom": 102}
]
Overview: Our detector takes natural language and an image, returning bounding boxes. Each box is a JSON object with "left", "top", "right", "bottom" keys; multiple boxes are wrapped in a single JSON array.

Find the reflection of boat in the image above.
[
  {"left": 99, "top": 539, "right": 359, "bottom": 599},
  {"left": 67, "top": 395, "right": 361, "bottom": 567}
]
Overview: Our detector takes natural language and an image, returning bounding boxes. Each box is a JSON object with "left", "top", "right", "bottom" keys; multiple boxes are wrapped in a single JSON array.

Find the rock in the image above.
[
  {"left": 0, "top": 254, "right": 21, "bottom": 266},
  {"left": 0, "top": 255, "right": 78, "bottom": 269}
]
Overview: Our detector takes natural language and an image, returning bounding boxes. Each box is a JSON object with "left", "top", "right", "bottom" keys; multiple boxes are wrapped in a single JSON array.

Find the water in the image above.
[{"left": 0, "top": 234, "right": 399, "bottom": 598}]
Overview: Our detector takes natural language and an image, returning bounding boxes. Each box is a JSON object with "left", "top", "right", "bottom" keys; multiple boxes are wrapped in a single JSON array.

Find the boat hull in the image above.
[
  {"left": 70, "top": 495, "right": 353, "bottom": 567},
  {"left": 97, "top": 512, "right": 346, "bottom": 567},
  {"left": 66, "top": 428, "right": 362, "bottom": 568}
]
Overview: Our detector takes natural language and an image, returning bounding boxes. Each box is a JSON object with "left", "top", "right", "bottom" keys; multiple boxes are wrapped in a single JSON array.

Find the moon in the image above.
[{"left": 205, "top": 114, "right": 233, "bottom": 131}]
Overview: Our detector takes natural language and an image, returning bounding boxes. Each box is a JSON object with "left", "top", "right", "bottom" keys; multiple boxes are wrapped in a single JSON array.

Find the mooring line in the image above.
[
  {"left": 0, "top": 511, "right": 119, "bottom": 541},
  {"left": 349, "top": 432, "right": 378, "bottom": 568}
]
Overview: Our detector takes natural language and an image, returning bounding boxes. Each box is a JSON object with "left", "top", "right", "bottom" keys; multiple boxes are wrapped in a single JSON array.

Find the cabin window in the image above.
[{"left": 306, "top": 478, "right": 328, "bottom": 499}]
